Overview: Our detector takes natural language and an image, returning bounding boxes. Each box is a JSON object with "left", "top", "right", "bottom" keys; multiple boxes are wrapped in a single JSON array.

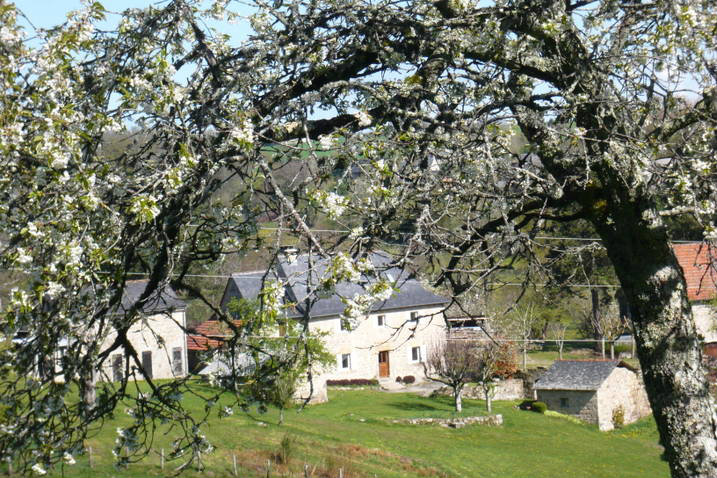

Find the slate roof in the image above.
[
  {"left": 119, "top": 280, "right": 186, "bottom": 314},
  {"left": 534, "top": 360, "right": 621, "bottom": 391},
  {"left": 673, "top": 243, "right": 717, "bottom": 301},
  {"left": 223, "top": 252, "right": 449, "bottom": 319}
]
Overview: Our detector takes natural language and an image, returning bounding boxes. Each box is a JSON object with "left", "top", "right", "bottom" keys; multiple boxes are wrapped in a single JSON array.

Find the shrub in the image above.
[
  {"left": 402, "top": 375, "right": 415, "bottom": 384},
  {"left": 275, "top": 433, "right": 295, "bottom": 464},
  {"left": 326, "top": 379, "right": 378, "bottom": 387},
  {"left": 612, "top": 405, "right": 625, "bottom": 429},
  {"left": 395, "top": 376, "right": 403, "bottom": 383},
  {"left": 518, "top": 400, "right": 536, "bottom": 411},
  {"left": 532, "top": 401, "right": 548, "bottom": 414}
]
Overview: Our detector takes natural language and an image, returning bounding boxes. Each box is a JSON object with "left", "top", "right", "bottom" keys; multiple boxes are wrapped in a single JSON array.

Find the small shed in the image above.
[{"left": 534, "top": 360, "right": 651, "bottom": 431}]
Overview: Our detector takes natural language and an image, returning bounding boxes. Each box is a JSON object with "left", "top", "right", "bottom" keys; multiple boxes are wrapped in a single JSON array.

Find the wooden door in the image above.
[{"left": 378, "top": 351, "right": 390, "bottom": 378}]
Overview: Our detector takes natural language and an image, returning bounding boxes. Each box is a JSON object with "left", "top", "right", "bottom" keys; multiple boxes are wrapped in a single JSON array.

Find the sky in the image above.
[
  {"left": 14, "top": 1, "right": 155, "bottom": 29},
  {"left": 13, "top": 1, "right": 255, "bottom": 43}
]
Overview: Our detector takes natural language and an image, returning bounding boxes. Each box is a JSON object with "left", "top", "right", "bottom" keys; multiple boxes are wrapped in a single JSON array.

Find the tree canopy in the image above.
[{"left": 1, "top": 0, "right": 717, "bottom": 476}]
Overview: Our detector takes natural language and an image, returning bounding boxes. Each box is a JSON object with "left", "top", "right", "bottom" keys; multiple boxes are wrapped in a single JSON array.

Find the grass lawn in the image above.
[
  {"left": 526, "top": 346, "right": 640, "bottom": 370},
  {"left": 37, "top": 387, "right": 668, "bottom": 478}
]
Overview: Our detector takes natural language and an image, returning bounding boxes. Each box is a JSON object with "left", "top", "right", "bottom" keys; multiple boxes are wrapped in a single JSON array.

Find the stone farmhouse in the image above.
[
  {"left": 99, "top": 280, "right": 189, "bottom": 381},
  {"left": 189, "top": 251, "right": 449, "bottom": 402},
  {"left": 534, "top": 360, "right": 651, "bottom": 431},
  {"left": 673, "top": 243, "right": 717, "bottom": 357},
  {"left": 32, "top": 280, "right": 189, "bottom": 383}
]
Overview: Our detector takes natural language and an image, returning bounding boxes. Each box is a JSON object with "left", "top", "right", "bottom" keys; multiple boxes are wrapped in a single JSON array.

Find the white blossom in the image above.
[
  {"left": 355, "top": 111, "right": 372, "bottom": 127},
  {"left": 318, "top": 134, "right": 335, "bottom": 150},
  {"left": 230, "top": 119, "right": 254, "bottom": 146},
  {"left": 16, "top": 248, "right": 33, "bottom": 265},
  {"left": 45, "top": 282, "right": 65, "bottom": 299},
  {"left": 31, "top": 464, "right": 46, "bottom": 476}
]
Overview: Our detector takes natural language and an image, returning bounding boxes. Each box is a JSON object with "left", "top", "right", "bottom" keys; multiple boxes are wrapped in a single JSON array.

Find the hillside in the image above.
[{"left": 36, "top": 387, "right": 668, "bottom": 478}]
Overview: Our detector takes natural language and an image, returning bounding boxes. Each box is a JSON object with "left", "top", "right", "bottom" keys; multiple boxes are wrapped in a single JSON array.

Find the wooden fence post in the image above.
[
  {"left": 160, "top": 449, "right": 164, "bottom": 471},
  {"left": 265, "top": 459, "right": 271, "bottom": 478},
  {"left": 232, "top": 454, "right": 238, "bottom": 477},
  {"left": 88, "top": 447, "right": 93, "bottom": 469},
  {"left": 304, "top": 463, "right": 309, "bottom": 478},
  {"left": 338, "top": 467, "right": 343, "bottom": 478}
]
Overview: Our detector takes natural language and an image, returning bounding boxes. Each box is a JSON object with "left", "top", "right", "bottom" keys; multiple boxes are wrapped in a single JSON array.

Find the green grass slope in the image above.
[{"left": 39, "top": 388, "right": 667, "bottom": 478}]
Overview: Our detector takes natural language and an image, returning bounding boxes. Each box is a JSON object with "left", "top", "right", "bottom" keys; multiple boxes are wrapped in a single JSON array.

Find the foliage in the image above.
[
  {"left": 532, "top": 402, "right": 548, "bottom": 414},
  {"left": 519, "top": 400, "right": 536, "bottom": 411},
  {"left": 275, "top": 433, "right": 295, "bottom": 465},
  {"left": 612, "top": 406, "right": 626, "bottom": 429}
]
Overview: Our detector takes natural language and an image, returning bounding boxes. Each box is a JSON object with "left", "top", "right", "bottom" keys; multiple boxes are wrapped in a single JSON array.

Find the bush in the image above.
[
  {"left": 395, "top": 376, "right": 403, "bottom": 383},
  {"left": 326, "top": 379, "right": 378, "bottom": 387},
  {"left": 275, "top": 434, "right": 295, "bottom": 464},
  {"left": 612, "top": 405, "right": 625, "bottom": 429},
  {"left": 518, "top": 400, "right": 536, "bottom": 411},
  {"left": 532, "top": 401, "right": 548, "bottom": 414},
  {"left": 402, "top": 375, "right": 415, "bottom": 384}
]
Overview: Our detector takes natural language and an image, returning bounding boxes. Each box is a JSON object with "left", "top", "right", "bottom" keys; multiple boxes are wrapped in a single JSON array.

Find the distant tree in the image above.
[
  {"left": 424, "top": 340, "right": 480, "bottom": 413},
  {"left": 547, "top": 321, "right": 569, "bottom": 360},
  {"left": 474, "top": 341, "right": 516, "bottom": 413}
]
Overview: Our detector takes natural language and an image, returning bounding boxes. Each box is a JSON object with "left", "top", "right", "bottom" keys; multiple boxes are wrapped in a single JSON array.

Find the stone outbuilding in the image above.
[{"left": 534, "top": 360, "right": 651, "bottom": 431}]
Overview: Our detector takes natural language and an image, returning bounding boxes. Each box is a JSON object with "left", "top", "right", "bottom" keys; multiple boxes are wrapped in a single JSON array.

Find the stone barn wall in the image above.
[
  {"left": 537, "top": 389, "right": 599, "bottom": 424},
  {"left": 596, "top": 367, "right": 651, "bottom": 431}
]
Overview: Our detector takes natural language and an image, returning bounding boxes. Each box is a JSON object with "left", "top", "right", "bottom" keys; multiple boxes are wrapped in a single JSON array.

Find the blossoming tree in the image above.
[{"left": 2, "top": 0, "right": 717, "bottom": 476}]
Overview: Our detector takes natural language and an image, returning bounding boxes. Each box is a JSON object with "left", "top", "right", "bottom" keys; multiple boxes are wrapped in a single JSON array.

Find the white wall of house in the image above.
[
  {"left": 596, "top": 367, "right": 652, "bottom": 431},
  {"left": 308, "top": 306, "right": 446, "bottom": 384},
  {"left": 101, "top": 310, "right": 188, "bottom": 381},
  {"left": 692, "top": 303, "right": 717, "bottom": 343}
]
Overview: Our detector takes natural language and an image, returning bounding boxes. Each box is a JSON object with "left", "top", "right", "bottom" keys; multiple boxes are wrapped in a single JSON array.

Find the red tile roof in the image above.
[
  {"left": 187, "top": 319, "right": 243, "bottom": 351},
  {"left": 673, "top": 243, "right": 717, "bottom": 301},
  {"left": 187, "top": 334, "right": 224, "bottom": 351}
]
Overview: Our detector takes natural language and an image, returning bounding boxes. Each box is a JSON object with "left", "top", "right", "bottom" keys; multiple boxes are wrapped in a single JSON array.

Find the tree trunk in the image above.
[
  {"left": 454, "top": 388, "right": 462, "bottom": 413},
  {"left": 558, "top": 341, "right": 564, "bottom": 360},
  {"left": 600, "top": 337, "right": 605, "bottom": 359},
  {"left": 591, "top": 203, "right": 717, "bottom": 478},
  {"left": 610, "top": 341, "right": 615, "bottom": 360},
  {"left": 522, "top": 346, "right": 527, "bottom": 371},
  {"left": 278, "top": 408, "right": 284, "bottom": 426},
  {"left": 485, "top": 388, "right": 492, "bottom": 413}
]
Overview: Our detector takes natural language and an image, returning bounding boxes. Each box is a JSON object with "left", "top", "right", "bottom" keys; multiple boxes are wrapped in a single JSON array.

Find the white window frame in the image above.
[
  {"left": 410, "top": 311, "right": 419, "bottom": 322},
  {"left": 377, "top": 314, "right": 386, "bottom": 327},
  {"left": 411, "top": 346, "right": 422, "bottom": 363},
  {"left": 340, "top": 353, "right": 351, "bottom": 370}
]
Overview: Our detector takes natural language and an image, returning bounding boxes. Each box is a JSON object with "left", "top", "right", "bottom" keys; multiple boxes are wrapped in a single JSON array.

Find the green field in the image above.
[{"left": 32, "top": 386, "right": 668, "bottom": 478}]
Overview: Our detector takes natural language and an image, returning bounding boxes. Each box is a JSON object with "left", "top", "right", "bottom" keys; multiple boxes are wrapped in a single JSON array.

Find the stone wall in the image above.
[
  {"left": 308, "top": 306, "right": 446, "bottom": 385},
  {"left": 537, "top": 389, "right": 599, "bottom": 424},
  {"left": 393, "top": 414, "right": 503, "bottom": 428},
  {"left": 596, "top": 367, "right": 651, "bottom": 431},
  {"left": 101, "top": 310, "right": 188, "bottom": 380},
  {"left": 693, "top": 304, "right": 717, "bottom": 343},
  {"left": 456, "top": 379, "right": 525, "bottom": 401},
  {"left": 295, "top": 375, "right": 328, "bottom": 404}
]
